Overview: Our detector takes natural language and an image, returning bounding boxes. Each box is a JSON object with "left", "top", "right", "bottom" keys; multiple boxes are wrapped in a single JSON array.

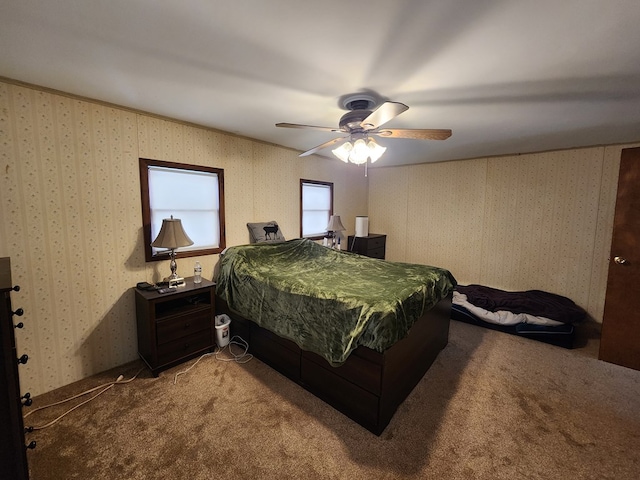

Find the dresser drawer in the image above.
[
  {"left": 157, "top": 330, "right": 212, "bottom": 365},
  {"left": 156, "top": 310, "right": 211, "bottom": 345}
]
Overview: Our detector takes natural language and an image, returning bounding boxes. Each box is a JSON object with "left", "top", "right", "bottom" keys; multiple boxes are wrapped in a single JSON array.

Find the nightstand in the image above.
[
  {"left": 135, "top": 277, "right": 215, "bottom": 376},
  {"left": 347, "top": 234, "right": 386, "bottom": 259}
]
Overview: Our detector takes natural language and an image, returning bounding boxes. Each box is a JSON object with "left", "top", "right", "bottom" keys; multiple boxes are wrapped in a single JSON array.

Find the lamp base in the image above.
[{"left": 168, "top": 277, "right": 186, "bottom": 288}]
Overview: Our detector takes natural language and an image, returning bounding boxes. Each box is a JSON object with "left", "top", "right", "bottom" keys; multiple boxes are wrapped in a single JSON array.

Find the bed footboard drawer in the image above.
[
  {"left": 302, "top": 350, "right": 382, "bottom": 395},
  {"left": 301, "top": 357, "right": 380, "bottom": 428},
  {"left": 229, "top": 314, "right": 251, "bottom": 341},
  {"left": 251, "top": 325, "right": 301, "bottom": 380}
]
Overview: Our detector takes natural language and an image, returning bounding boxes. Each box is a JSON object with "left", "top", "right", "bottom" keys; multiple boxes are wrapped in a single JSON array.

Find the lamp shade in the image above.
[
  {"left": 151, "top": 217, "right": 194, "bottom": 249},
  {"left": 326, "top": 215, "right": 346, "bottom": 232}
]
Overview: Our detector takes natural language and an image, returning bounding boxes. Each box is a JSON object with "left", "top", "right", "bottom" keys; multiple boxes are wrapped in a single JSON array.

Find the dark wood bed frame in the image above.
[{"left": 216, "top": 293, "right": 452, "bottom": 435}]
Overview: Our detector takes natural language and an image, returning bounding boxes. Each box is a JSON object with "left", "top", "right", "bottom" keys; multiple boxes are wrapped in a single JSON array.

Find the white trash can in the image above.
[{"left": 214, "top": 314, "right": 232, "bottom": 348}]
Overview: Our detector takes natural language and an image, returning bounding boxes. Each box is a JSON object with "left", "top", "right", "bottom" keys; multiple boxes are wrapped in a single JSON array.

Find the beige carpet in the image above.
[{"left": 25, "top": 320, "right": 640, "bottom": 479}]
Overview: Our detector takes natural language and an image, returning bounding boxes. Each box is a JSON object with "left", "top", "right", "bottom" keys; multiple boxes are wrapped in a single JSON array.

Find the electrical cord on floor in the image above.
[
  {"left": 173, "top": 335, "right": 253, "bottom": 385},
  {"left": 214, "top": 335, "right": 253, "bottom": 364},
  {"left": 24, "top": 368, "right": 144, "bottom": 430}
]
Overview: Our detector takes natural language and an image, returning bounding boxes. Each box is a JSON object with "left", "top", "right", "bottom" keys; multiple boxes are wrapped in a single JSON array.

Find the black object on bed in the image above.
[{"left": 452, "top": 284, "right": 586, "bottom": 349}]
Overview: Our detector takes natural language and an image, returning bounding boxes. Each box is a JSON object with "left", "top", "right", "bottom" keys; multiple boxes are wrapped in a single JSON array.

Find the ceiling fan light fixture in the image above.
[
  {"left": 331, "top": 137, "right": 387, "bottom": 165},
  {"left": 367, "top": 139, "right": 386, "bottom": 163},
  {"left": 350, "top": 138, "right": 370, "bottom": 165},
  {"left": 332, "top": 141, "right": 352, "bottom": 162}
]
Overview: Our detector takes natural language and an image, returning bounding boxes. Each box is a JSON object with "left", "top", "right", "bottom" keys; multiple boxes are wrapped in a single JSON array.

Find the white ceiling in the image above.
[{"left": 2, "top": 0, "right": 640, "bottom": 167}]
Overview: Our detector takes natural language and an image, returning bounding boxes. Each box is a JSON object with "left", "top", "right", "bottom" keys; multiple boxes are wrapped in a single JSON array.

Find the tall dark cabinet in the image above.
[{"left": 1, "top": 257, "right": 31, "bottom": 480}]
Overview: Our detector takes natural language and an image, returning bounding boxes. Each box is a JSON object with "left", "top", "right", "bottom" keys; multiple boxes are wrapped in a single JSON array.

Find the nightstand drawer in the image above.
[
  {"left": 367, "top": 236, "right": 386, "bottom": 250},
  {"left": 156, "top": 310, "right": 212, "bottom": 345},
  {"left": 367, "top": 247, "right": 385, "bottom": 259},
  {"left": 157, "top": 330, "right": 212, "bottom": 365}
]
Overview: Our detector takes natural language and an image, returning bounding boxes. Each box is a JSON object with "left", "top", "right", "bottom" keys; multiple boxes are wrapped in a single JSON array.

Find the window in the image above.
[
  {"left": 139, "top": 158, "right": 226, "bottom": 261},
  {"left": 300, "top": 179, "right": 333, "bottom": 239}
]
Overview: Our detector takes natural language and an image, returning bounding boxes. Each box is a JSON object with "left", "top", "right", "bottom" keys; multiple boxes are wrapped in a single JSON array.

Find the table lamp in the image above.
[
  {"left": 326, "top": 215, "right": 346, "bottom": 249},
  {"left": 151, "top": 215, "right": 193, "bottom": 286}
]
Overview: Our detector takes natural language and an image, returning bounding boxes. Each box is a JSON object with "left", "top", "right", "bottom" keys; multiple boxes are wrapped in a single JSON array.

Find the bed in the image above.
[
  {"left": 452, "top": 284, "right": 586, "bottom": 348},
  {"left": 215, "top": 238, "right": 456, "bottom": 435}
]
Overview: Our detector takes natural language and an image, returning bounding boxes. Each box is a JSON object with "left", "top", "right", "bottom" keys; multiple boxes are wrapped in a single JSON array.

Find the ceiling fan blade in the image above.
[
  {"left": 299, "top": 137, "right": 346, "bottom": 157},
  {"left": 276, "top": 122, "right": 341, "bottom": 133},
  {"left": 375, "top": 128, "right": 452, "bottom": 140},
  {"left": 360, "top": 101, "right": 409, "bottom": 130}
]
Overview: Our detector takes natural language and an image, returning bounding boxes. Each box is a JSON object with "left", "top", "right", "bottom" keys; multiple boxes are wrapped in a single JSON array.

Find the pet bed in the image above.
[{"left": 452, "top": 284, "right": 585, "bottom": 348}]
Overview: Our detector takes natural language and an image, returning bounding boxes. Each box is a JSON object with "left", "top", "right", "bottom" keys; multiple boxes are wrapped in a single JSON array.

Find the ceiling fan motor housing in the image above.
[
  {"left": 339, "top": 93, "right": 378, "bottom": 131},
  {"left": 339, "top": 109, "right": 372, "bottom": 131}
]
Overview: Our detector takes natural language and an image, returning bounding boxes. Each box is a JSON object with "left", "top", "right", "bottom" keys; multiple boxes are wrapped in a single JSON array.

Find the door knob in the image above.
[{"left": 614, "top": 256, "right": 628, "bottom": 265}]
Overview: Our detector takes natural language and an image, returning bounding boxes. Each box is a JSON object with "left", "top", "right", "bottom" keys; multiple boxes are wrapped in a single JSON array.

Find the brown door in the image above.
[{"left": 599, "top": 147, "right": 640, "bottom": 370}]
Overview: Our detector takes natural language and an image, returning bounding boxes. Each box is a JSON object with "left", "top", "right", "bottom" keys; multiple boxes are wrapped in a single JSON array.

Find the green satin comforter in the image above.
[{"left": 216, "top": 238, "right": 456, "bottom": 366}]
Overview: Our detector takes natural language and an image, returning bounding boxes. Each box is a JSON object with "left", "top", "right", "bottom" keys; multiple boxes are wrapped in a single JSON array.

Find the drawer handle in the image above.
[{"left": 184, "top": 323, "right": 191, "bottom": 329}]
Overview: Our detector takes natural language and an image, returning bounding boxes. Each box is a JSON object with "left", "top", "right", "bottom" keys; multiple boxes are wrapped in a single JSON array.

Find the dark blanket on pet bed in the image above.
[
  {"left": 451, "top": 302, "right": 575, "bottom": 348},
  {"left": 456, "top": 284, "right": 586, "bottom": 324}
]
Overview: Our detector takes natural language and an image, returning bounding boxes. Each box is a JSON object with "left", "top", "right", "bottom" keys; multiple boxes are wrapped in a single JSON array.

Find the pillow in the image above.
[{"left": 247, "top": 221, "right": 286, "bottom": 243}]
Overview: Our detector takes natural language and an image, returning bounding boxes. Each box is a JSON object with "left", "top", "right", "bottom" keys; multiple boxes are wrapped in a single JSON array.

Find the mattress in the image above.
[{"left": 216, "top": 238, "right": 457, "bottom": 365}]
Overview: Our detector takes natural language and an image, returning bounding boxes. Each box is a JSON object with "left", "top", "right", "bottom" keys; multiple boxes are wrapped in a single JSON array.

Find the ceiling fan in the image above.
[{"left": 276, "top": 93, "right": 452, "bottom": 163}]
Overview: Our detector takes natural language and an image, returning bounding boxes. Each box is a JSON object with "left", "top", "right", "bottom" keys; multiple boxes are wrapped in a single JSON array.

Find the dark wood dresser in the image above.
[
  {"left": 347, "top": 234, "right": 386, "bottom": 259},
  {"left": 135, "top": 278, "right": 216, "bottom": 376},
  {"left": 1, "top": 257, "right": 32, "bottom": 480}
]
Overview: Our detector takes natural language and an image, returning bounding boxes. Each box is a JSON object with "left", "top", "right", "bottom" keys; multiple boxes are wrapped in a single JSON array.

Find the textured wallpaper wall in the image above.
[
  {"left": 1, "top": 78, "right": 635, "bottom": 397},
  {"left": 0, "top": 81, "right": 368, "bottom": 396},
  {"left": 368, "top": 144, "right": 639, "bottom": 323}
]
